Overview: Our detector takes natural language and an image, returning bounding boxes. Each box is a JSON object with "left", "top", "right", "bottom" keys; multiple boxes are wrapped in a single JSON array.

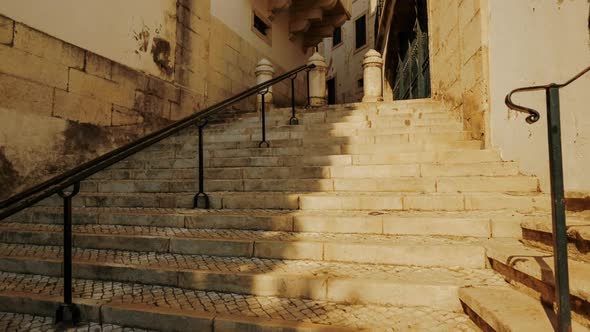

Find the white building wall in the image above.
[
  {"left": 320, "top": 0, "right": 377, "bottom": 104},
  {"left": 0, "top": 0, "right": 177, "bottom": 79},
  {"left": 487, "top": 0, "right": 590, "bottom": 194}
]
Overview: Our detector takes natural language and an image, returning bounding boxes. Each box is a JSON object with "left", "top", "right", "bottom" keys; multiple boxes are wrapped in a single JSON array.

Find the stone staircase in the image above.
[{"left": 0, "top": 100, "right": 588, "bottom": 331}]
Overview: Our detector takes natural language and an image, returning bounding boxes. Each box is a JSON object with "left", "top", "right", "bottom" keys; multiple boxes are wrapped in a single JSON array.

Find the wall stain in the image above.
[
  {"left": 133, "top": 25, "right": 150, "bottom": 54},
  {"left": 0, "top": 147, "right": 22, "bottom": 200},
  {"left": 151, "top": 37, "right": 173, "bottom": 75}
]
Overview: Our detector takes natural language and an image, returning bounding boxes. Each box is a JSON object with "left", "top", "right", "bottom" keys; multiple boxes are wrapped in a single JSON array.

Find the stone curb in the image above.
[
  {"left": 0, "top": 256, "right": 470, "bottom": 309},
  {"left": 0, "top": 292, "right": 363, "bottom": 331}
]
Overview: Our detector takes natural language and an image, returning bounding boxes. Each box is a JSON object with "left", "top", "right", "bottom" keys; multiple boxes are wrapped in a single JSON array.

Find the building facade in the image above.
[
  {"left": 319, "top": 0, "right": 377, "bottom": 104},
  {"left": 0, "top": 0, "right": 351, "bottom": 199},
  {"left": 376, "top": 0, "right": 590, "bottom": 202}
]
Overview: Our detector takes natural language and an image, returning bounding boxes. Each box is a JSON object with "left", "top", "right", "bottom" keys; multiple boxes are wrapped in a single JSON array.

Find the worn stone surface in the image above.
[
  {"left": 0, "top": 272, "right": 479, "bottom": 331},
  {"left": 0, "top": 311, "right": 153, "bottom": 332},
  {"left": 0, "top": 15, "right": 13, "bottom": 45}
]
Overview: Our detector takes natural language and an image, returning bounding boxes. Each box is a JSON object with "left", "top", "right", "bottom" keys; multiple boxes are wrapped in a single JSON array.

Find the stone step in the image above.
[
  {"left": 208, "top": 141, "right": 483, "bottom": 158},
  {"left": 217, "top": 101, "right": 448, "bottom": 124},
  {"left": 140, "top": 131, "right": 471, "bottom": 159},
  {"left": 459, "top": 286, "right": 590, "bottom": 332},
  {"left": 210, "top": 111, "right": 456, "bottom": 131},
  {"left": 205, "top": 149, "right": 501, "bottom": 168},
  {"left": 0, "top": 311, "right": 151, "bottom": 332},
  {"left": 206, "top": 119, "right": 461, "bottom": 135},
  {"left": 0, "top": 272, "right": 480, "bottom": 331},
  {"left": 520, "top": 215, "right": 590, "bottom": 262},
  {"left": 130, "top": 140, "right": 483, "bottom": 161},
  {"left": 297, "top": 192, "right": 550, "bottom": 212},
  {"left": 208, "top": 131, "right": 470, "bottom": 150},
  {"left": 208, "top": 176, "right": 535, "bottom": 193},
  {"left": 0, "top": 243, "right": 504, "bottom": 308},
  {"left": 32, "top": 191, "right": 551, "bottom": 211},
  {"left": 203, "top": 161, "right": 520, "bottom": 179},
  {"left": 95, "top": 158, "right": 514, "bottom": 182},
  {"left": 0, "top": 228, "right": 488, "bottom": 267},
  {"left": 36, "top": 192, "right": 196, "bottom": 209},
  {"left": 203, "top": 125, "right": 464, "bottom": 143},
  {"left": 7, "top": 208, "right": 528, "bottom": 238},
  {"left": 79, "top": 175, "right": 537, "bottom": 194},
  {"left": 485, "top": 239, "right": 590, "bottom": 325}
]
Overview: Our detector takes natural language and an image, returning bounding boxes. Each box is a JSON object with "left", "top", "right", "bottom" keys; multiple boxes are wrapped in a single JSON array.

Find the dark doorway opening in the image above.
[
  {"left": 327, "top": 78, "right": 336, "bottom": 105},
  {"left": 384, "top": 0, "right": 431, "bottom": 100}
]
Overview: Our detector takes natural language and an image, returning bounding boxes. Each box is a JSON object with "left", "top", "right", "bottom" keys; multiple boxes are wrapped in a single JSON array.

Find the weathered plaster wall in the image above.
[
  {"left": 176, "top": 0, "right": 309, "bottom": 118},
  {"left": 427, "top": 0, "right": 490, "bottom": 143},
  {"left": 0, "top": 14, "right": 181, "bottom": 199},
  {"left": 487, "top": 0, "right": 590, "bottom": 194},
  {"left": 0, "top": 0, "right": 313, "bottom": 200},
  {"left": 211, "top": 0, "right": 310, "bottom": 70},
  {"left": 320, "top": 0, "right": 377, "bottom": 104},
  {"left": 0, "top": 0, "right": 178, "bottom": 80}
]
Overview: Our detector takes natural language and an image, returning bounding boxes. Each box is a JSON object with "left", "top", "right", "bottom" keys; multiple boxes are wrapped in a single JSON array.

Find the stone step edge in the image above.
[
  {"left": 520, "top": 219, "right": 590, "bottom": 257},
  {"left": 0, "top": 218, "right": 495, "bottom": 238},
  {"left": 459, "top": 286, "right": 590, "bottom": 332},
  {"left": 0, "top": 256, "right": 470, "bottom": 309},
  {"left": 203, "top": 140, "right": 480, "bottom": 151},
  {"left": 0, "top": 291, "right": 358, "bottom": 332},
  {"left": 203, "top": 124, "right": 465, "bottom": 135},
  {"left": 2, "top": 232, "right": 485, "bottom": 268},
  {"left": 9, "top": 207, "right": 530, "bottom": 237},
  {"left": 486, "top": 243, "right": 590, "bottom": 321}
]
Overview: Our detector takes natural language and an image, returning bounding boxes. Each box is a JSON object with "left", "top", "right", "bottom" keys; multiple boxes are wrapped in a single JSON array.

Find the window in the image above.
[
  {"left": 332, "top": 27, "right": 342, "bottom": 47},
  {"left": 254, "top": 14, "right": 269, "bottom": 36},
  {"left": 252, "top": 11, "right": 272, "bottom": 44},
  {"left": 355, "top": 15, "right": 367, "bottom": 49}
]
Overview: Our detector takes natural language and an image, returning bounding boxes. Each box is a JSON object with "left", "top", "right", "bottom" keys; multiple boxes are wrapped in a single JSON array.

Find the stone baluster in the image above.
[
  {"left": 307, "top": 52, "right": 328, "bottom": 106},
  {"left": 255, "top": 58, "right": 275, "bottom": 110},
  {"left": 362, "top": 49, "right": 384, "bottom": 102}
]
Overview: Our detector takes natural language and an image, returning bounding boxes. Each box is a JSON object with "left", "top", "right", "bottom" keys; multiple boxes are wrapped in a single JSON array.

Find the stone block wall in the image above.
[
  {"left": 0, "top": 15, "right": 183, "bottom": 200},
  {"left": 0, "top": 0, "right": 311, "bottom": 200},
  {"left": 428, "top": 0, "right": 489, "bottom": 144},
  {"left": 175, "top": 0, "right": 307, "bottom": 118}
]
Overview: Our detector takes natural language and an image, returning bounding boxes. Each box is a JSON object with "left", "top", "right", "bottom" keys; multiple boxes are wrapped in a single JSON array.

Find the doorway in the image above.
[
  {"left": 327, "top": 77, "right": 336, "bottom": 105},
  {"left": 384, "top": 0, "right": 431, "bottom": 100}
]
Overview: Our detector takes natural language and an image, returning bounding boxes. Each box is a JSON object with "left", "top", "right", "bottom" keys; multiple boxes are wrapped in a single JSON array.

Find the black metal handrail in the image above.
[
  {"left": 505, "top": 64, "right": 589, "bottom": 332},
  {"left": 0, "top": 63, "right": 315, "bottom": 219},
  {"left": 0, "top": 62, "right": 315, "bottom": 326},
  {"left": 505, "top": 65, "right": 590, "bottom": 123}
]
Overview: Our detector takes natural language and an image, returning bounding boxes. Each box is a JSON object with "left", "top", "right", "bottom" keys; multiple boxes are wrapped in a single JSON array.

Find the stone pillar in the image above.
[
  {"left": 255, "top": 58, "right": 274, "bottom": 109},
  {"left": 362, "top": 49, "right": 384, "bottom": 102},
  {"left": 307, "top": 52, "right": 327, "bottom": 106}
]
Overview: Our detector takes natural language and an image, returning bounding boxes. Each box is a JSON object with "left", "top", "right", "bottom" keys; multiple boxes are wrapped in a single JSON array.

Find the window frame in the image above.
[
  {"left": 332, "top": 26, "right": 343, "bottom": 49},
  {"left": 354, "top": 13, "right": 368, "bottom": 51},
  {"left": 251, "top": 10, "right": 272, "bottom": 45}
]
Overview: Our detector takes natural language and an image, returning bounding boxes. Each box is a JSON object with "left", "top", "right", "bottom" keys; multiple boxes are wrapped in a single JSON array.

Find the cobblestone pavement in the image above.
[
  {"left": 0, "top": 272, "right": 479, "bottom": 331},
  {"left": 0, "top": 311, "right": 152, "bottom": 332},
  {"left": 0, "top": 222, "right": 486, "bottom": 245},
  {"left": 0, "top": 243, "right": 506, "bottom": 285}
]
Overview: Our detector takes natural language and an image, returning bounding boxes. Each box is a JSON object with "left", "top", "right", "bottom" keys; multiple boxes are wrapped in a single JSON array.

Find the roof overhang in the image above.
[{"left": 269, "top": 0, "right": 352, "bottom": 48}]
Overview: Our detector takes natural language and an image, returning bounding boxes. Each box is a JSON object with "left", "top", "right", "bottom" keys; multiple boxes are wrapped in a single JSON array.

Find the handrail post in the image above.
[
  {"left": 289, "top": 74, "right": 299, "bottom": 125},
  {"left": 259, "top": 89, "right": 270, "bottom": 148},
  {"left": 546, "top": 85, "right": 572, "bottom": 332},
  {"left": 194, "top": 120, "right": 209, "bottom": 209},
  {"left": 55, "top": 182, "right": 81, "bottom": 327}
]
